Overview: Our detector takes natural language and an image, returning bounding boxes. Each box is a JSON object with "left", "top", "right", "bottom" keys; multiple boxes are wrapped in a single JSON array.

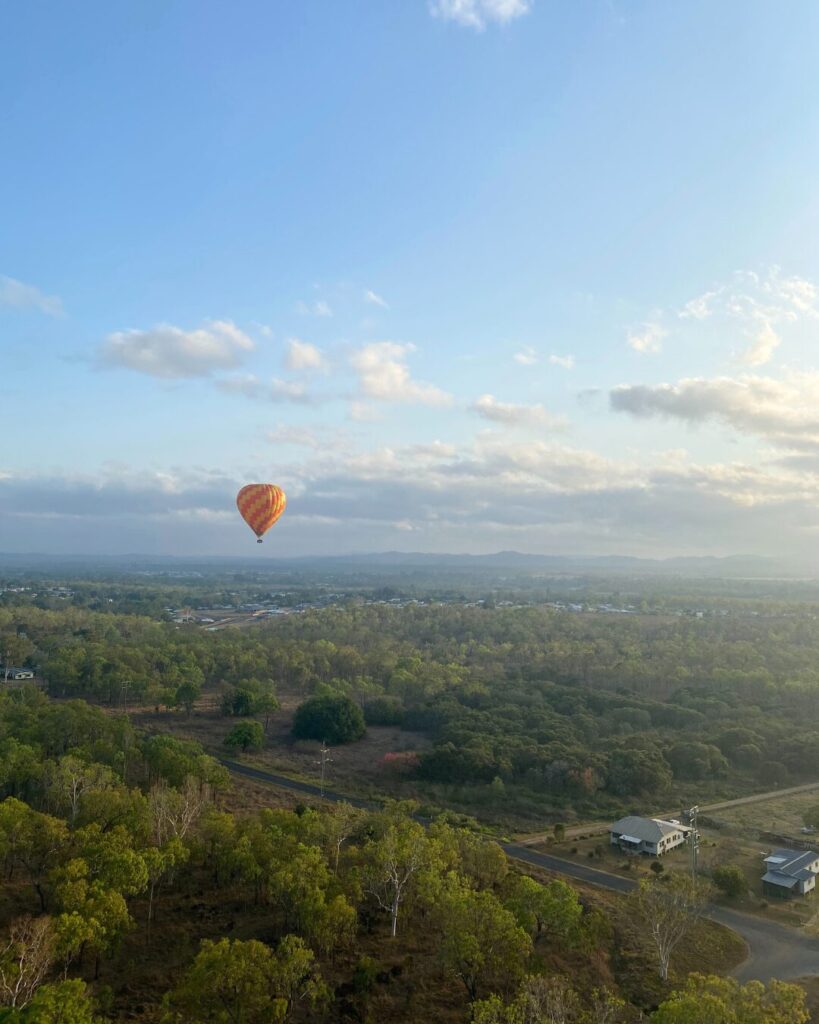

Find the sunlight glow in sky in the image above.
[{"left": 3, "top": 1, "right": 819, "bottom": 559}]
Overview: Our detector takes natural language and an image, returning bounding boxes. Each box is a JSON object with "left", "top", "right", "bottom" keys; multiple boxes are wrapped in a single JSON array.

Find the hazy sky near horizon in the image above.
[{"left": 4, "top": 0, "right": 819, "bottom": 558}]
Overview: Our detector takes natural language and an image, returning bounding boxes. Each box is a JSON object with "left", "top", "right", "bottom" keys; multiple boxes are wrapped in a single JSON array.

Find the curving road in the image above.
[
  {"left": 221, "top": 759, "right": 819, "bottom": 983},
  {"left": 502, "top": 843, "right": 819, "bottom": 983}
]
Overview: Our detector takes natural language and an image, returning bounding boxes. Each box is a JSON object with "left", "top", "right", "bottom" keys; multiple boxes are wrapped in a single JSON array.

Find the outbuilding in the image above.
[{"left": 762, "top": 849, "right": 819, "bottom": 898}]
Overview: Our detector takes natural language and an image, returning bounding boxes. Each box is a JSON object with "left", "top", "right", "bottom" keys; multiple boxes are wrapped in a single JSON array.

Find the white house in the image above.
[
  {"left": 3, "top": 667, "right": 34, "bottom": 681},
  {"left": 609, "top": 815, "right": 692, "bottom": 857},
  {"left": 762, "top": 849, "right": 819, "bottom": 898}
]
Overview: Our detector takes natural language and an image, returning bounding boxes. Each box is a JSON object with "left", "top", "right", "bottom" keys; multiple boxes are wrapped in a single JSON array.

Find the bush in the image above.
[
  {"left": 292, "top": 694, "right": 366, "bottom": 745},
  {"left": 553, "top": 823, "right": 566, "bottom": 841},
  {"left": 224, "top": 720, "right": 265, "bottom": 753},
  {"left": 650, "top": 860, "right": 664, "bottom": 874},
  {"left": 712, "top": 864, "right": 746, "bottom": 900}
]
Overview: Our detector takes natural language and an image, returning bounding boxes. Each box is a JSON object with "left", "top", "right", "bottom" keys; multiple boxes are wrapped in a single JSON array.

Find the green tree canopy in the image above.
[
  {"left": 291, "top": 695, "right": 365, "bottom": 745},
  {"left": 651, "top": 974, "right": 809, "bottom": 1023}
]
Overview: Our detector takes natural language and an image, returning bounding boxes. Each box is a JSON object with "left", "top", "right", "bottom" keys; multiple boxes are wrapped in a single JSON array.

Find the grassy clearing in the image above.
[{"left": 711, "top": 790, "right": 819, "bottom": 836}]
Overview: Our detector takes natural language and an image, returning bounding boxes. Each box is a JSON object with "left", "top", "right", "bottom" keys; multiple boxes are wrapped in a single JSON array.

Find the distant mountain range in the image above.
[{"left": 0, "top": 549, "right": 798, "bottom": 578}]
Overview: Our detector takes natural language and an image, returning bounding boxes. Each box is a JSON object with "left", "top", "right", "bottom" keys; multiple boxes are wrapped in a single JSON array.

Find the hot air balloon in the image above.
[{"left": 236, "top": 484, "right": 287, "bottom": 543}]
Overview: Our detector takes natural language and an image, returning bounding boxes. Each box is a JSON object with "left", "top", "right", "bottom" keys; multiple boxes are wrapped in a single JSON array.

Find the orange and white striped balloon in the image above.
[{"left": 236, "top": 484, "right": 287, "bottom": 543}]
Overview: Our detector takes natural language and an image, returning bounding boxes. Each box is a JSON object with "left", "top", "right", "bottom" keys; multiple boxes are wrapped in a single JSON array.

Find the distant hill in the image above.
[{"left": 0, "top": 549, "right": 796, "bottom": 578}]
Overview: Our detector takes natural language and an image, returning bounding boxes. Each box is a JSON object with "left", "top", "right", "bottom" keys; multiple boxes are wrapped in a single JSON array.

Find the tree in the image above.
[
  {"left": 651, "top": 973, "right": 809, "bottom": 1023},
  {"left": 362, "top": 818, "right": 430, "bottom": 938},
  {"left": 0, "top": 917, "right": 55, "bottom": 1010},
  {"left": 143, "top": 837, "right": 189, "bottom": 928},
  {"left": 711, "top": 865, "right": 746, "bottom": 901},
  {"left": 73, "top": 824, "right": 148, "bottom": 896},
  {"left": 310, "top": 895, "right": 357, "bottom": 961},
  {"left": 504, "top": 875, "right": 583, "bottom": 946},
  {"left": 53, "top": 862, "right": 133, "bottom": 976},
  {"left": 437, "top": 886, "right": 532, "bottom": 1001},
  {"left": 149, "top": 778, "right": 207, "bottom": 845},
  {"left": 666, "top": 742, "right": 728, "bottom": 781},
  {"left": 0, "top": 800, "right": 68, "bottom": 911},
  {"left": 161, "top": 936, "right": 327, "bottom": 1024},
  {"left": 13, "top": 978, "right": 102, "bottom": 1023},
  {"left": 292, "top": 695, "right": 365, "bottom": 745},
  {"left": 473, "top": 978, "right": 625, "bottom": 1024},
  {"left": 224, "top": 722, "right": 264, "bottom": 754},
  {"left": 48, "top": 756, "right": 114, "bottom": 827},
  {"left": 322, "top": 802, "right": 364, "bottom": 875},
  {"left": 265, "top": 842, "right": 329, "bottom": 933},
  {"left": 606, "top": 747, "right": 672, "bottom": 797},
  {"left": 174, "top": 680, "right": 202, "bottom": 717},
  {"left": 634, "top": 875, "right": 710, "bottom": 982}
]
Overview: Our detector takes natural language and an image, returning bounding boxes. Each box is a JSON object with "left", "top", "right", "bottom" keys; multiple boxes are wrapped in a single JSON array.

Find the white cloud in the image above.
[
  {"left": 610, "top": 372, "right": 819, "bottom": 450},
  {"left": 101, "top": 320, "right": 254, "bottom": 379},
  {"left": 430, "top": 0, "right": 532, "bottom": 30},
  {"left": 470, "top": 394, "right": 566, "bottom": 430},
  {"left": 513, "top": 346, "right": 538, "bottom": 366},
  {"left": 267, "top": 426, "right": 350, "bottom": 452},
  {"left": 549, "top": 354, "right": 575, "bottom": 370},
  {"left": 677, "top": 267, "right": 819, "bottom": 367},
  {"left": 627, "top": 322, "right": 667, "bottom": 354},
  {"left": 679, "top": 288, "right": 724, "bottom": 321},
  {"left": 217, "top": 374, "right": 313, "bottom": 404},
  {"left": 0, "top": 275, "right": 63, "bottom": 316},
  {"left": 364, "top": 289, "right": 389, "bottom": 309},
  {"left": 285, "top": 338, "right": 327, "bottom": 372},
  {"left": 349, "top": 402, "right": 382, "bottom": 422},
  {"left": 739, "top": 323, "right": 780, "bottom": 367},
  {"left": 296, "top": 299, "right": 332, "bottom": 317},
  {"left": 349, "top": 341, "right": 453, "bottom": 406}
]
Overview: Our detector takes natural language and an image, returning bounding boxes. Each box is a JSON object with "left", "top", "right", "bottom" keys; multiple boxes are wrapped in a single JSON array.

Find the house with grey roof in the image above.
[
  {"left": 609, "top": 815, "right": 691, "bottom": 857},
  {"left": 761, "top": 848, "right": 819, "bottom": 898}
]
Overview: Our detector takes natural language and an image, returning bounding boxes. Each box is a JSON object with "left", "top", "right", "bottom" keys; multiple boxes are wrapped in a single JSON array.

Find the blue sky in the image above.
[{"left": 4, "top": 0, "right": 819, "bottom": 558}]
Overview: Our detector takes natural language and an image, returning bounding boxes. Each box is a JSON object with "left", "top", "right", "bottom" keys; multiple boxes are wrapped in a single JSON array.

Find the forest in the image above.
[
  {"left": 6, "top": 569, "right": 819, "bottom": 823},
  {"left": 2, "top": 568, "right": 819, "bottom": 1020},
  {"left": 0, "top": 687, "right": 808, "bottom": 1023}
]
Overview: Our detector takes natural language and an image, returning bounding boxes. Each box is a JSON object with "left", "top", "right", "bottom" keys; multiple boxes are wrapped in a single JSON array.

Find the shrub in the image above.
[
  {"left": 292, "top": 695, "right": 366, "bottom": 745},
  {"left": 650, "top": 860, "right": 664, "bottom": 874}
]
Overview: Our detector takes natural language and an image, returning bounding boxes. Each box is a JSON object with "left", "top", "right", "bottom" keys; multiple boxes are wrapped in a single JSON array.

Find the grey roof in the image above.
[
  {"left": 610, "top": 816, "right": 689, "bottom": 844},
  {"left": 763, "top": 849, "right": 819, "bottom": 877},
  {"left": 762, "top": 871, "right": 799, "bottom": 889}
]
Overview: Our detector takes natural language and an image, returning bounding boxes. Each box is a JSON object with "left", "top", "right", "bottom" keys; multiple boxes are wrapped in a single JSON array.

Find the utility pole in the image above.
[
  {"left": 687, "top": 805, "right": 700, "bottom": 881},
  {"left": 315, "top": 743, "right": 333, "bottom": 797}
]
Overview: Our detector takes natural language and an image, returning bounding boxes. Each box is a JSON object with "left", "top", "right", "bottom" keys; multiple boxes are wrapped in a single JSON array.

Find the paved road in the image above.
[
  {"left": 220, "top": 758, "right": 378, "bottom": 810},
  {"left": 223, "top": 758, "right": 819, "bottom": 983}
]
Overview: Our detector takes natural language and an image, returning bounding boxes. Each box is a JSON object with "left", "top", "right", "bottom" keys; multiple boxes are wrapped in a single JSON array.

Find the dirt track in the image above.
[{"left": 514, "top": 779, "right": 819, "bottom": 847}]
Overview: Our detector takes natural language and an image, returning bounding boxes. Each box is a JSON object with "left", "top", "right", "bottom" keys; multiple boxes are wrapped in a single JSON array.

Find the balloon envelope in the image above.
[{"left": 236, "top": 484, "right": 286, "bottom": 541}]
